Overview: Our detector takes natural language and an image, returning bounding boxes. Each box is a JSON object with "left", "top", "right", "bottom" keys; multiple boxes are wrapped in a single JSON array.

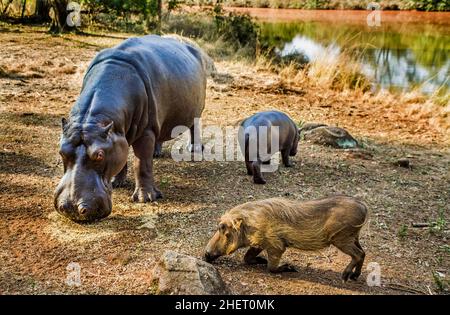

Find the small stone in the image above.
[{"left": 395, "top": 158, "right": 410, "bottom": 168}]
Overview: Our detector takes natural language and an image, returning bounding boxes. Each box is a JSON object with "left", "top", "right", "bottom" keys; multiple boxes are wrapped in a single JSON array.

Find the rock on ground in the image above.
[{"left": 152, "top": 250, "right": 230, "bottom": 295}]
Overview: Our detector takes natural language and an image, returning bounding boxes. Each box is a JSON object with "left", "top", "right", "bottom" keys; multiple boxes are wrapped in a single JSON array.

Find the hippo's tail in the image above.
[{"left": 162, "top": 34, "right": 217, "bottom": 77}]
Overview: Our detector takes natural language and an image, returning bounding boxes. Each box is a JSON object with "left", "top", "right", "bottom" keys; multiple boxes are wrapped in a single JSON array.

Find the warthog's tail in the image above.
[
  {"left": 162, "top": 34, "right": 217, "bottom": 77},
  {"left": 353, "top": 198, "right": 370, "bottom": 229}
]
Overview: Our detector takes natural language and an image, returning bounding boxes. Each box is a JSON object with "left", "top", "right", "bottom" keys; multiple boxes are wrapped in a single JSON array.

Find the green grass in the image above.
[
  {"left": 397, "top": 224, "right": 409, "bottom": 239},
  {"left": 429, "top": 208, "right": 448, "bottom": 235},
  {"left": 432, "top": 271, "right": 449, "bottom": 292}
]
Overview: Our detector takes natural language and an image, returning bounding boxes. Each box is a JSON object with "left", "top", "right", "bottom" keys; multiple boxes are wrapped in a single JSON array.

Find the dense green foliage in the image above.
[{"left": 411, "top": 0, "right": 450, "bottom": 10}]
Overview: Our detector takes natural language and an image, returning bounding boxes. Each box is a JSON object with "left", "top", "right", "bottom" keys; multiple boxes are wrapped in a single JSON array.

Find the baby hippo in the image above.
[
  {"left": 204, "top": 195, "right": 368, "bottom": 282},
  {"left": 238, "top": 111, "right": 299, "bottom": 184}
]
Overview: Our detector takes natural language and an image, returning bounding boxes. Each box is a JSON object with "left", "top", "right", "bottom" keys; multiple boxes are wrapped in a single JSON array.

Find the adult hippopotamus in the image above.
[{"left": 54, "top": 35, "right": 209, "bottom": 222}]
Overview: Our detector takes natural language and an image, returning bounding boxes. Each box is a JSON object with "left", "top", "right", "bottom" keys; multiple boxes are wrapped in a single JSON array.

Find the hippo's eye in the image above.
[{"left": 93, "top": 150, "right": 105, "bottom": 162}]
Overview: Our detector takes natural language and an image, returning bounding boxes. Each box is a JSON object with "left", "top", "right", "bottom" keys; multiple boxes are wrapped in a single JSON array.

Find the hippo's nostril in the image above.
[
  {"left": 78, "top": 204, "right": 88, "bottom": 215},
  {"left": 59, "top": 202, "right": 72, "bottom": 212}
]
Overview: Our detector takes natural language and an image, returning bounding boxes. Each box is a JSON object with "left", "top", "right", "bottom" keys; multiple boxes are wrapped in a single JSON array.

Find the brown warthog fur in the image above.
[{"left": 204, "top": 195, "right": 368, "bottom": 282}]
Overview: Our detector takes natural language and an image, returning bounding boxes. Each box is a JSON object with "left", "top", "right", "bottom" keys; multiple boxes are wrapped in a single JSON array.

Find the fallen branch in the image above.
[
  {"left": 386, "top": 283, "right": 428, "bottom": 295},
  {"left": 412, "top": 222, "right": 430, "bottom": 228}
]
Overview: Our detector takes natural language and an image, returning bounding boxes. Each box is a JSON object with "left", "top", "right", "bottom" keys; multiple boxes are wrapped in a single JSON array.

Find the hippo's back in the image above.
[
  {"left": 242, "top": 111, "right": 294, "bottom": 129},
  {"left": 82, "top": 35, "right": 207, "bottom": 142},
  {"left": 85, "top": 35, "right": 206, "bottom": 91}
]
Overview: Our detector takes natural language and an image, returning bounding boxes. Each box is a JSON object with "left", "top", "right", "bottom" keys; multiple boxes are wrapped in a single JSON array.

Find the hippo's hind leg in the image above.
[
  {"left": 153, "top": 142, "right": 163, "bottom": 158},
  {"left": 266, "top": 248, "right": 297, "bottom": 273},
  {"left": 252, "top": 160, "right": 266, "bottom": 184},
  {"left": 281, "top": 148, "right": 293, "bottom": 167},
  {"left": 131, "top": 130, "right": 163, "bottom": 202},
  {"left": 244, "top": 138, "right": 253, "bottom": 175},
  {"left": 188, "top": 123, "right": 203, "bottom": 154},
  {"left": 244, "top": 247, "right": 267, "bottom": 265},
  {"left": 112, "top": 163, "right": 128, "bottom": 188},
  {"left": 245, "top": 160, "right": 253, "bottom": 175}
]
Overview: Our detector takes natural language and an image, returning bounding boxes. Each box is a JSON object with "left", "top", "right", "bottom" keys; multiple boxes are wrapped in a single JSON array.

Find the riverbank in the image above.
[
  {"left": 224, "top": 7, "right": 450, "bottom": 24},
  {"left": 220, "top": 0, "right": 450, "bottom": 11},
  {"left": 0, "top": 25, "right": 449, "bottom": 294}
]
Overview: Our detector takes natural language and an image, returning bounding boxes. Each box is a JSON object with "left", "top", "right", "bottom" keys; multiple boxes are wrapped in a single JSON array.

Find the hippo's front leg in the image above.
[
  {"left": 153, "top": 142, "right": 163, "bottom": 158},
  {"left": 131, "top": 130, "right": 163, "bottom": 202},
  {"left": 112, "top": 163, "right": 128, "bottom": 188}
]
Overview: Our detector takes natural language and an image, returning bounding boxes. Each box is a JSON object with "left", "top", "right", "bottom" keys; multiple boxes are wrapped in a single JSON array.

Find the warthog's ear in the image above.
[{"left": 232, "top": 218, "right": 243, "bottom": 230}]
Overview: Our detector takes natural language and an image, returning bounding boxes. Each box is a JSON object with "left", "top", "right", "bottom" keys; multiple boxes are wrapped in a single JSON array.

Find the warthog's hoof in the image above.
[
  {"left": 270, "top": 263, "right": 298, "bottom": 273},
  {"left": 342, "top": 271, "right": 351, "bottom": 282},
  {"left": 245, "top": 256, "right": 268, "bottom": 265},
  {"left": 349, "top": 271, "right": 361, "bottom": 281}
]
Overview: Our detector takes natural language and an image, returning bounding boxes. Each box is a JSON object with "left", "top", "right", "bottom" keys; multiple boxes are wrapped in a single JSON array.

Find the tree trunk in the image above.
[
  {"left": 21, "top": 0, "right": 27, "bottom": 20},
  {"left": 49, "top": 0, "right": 69, "bottom": 33},
  {"left": 34, "top": 0, "right": 51, "bottom": 22},
  {"left": 156, "top": 0, "right": 162, "bottom": 33}
]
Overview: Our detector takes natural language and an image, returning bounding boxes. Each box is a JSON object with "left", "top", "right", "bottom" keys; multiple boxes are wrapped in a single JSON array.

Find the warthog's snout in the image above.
[{"left": 204, "top": 251, "right": 220, "bottom": 263}]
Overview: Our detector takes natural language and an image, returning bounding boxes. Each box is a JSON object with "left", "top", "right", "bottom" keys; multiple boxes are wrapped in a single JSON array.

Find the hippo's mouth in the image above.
[{"left": 57, "top": 206, "right": 112, "bottom": 223}]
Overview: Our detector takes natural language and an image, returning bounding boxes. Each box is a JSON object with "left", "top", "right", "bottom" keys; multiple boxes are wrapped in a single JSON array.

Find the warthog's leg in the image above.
[
  {"left": 266, "top": 248, "right": 297, "bottom": 273},
  {"left": 112, "top": 163, "right": 127, "bottom": 188},
  {"left": 132, "top": 130, "right": 163, "bottom": 202},
  {"left": 153, "top": 142, "right": 163, "bottom": 158},
  {"left": 252, "top": 160, "right": 266, "bottom": 184},
  {"left": 244, "top": 247, "right": 267, "bottom": 265},
  {"left": 350, "top": 240, "right": 365, "bottom": 281},
  {"left": 334, "top": 241, "right": 365, "bottom": 282},
  {"left": 281, "top": 148, "right": 293, "bottom": 167}
]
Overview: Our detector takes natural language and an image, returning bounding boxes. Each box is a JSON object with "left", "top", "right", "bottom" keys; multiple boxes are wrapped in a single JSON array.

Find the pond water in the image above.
[{"left": 231, "top": 8, "right": 450, "bottom": 94}]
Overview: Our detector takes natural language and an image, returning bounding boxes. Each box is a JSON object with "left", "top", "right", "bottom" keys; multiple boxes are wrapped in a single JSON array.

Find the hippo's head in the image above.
[
  {"left": 204, "top": 216, "right": 245, "bottom": 262},
  {"left": 54, "top": 118, "right": 128, "bottom": 222}
]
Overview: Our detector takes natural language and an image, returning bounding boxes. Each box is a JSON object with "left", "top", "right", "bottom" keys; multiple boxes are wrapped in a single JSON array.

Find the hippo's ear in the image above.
[
  {"left": 102, "top": 121, "right": 114, "bottom": 136},
  {"left": 61, "top": 118, "right": 68, "bottom": 132}
]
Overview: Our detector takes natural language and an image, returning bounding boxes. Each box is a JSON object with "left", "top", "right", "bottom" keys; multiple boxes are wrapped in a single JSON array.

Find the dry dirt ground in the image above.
[{"left": 0, "top": 25, "right": 449, "bottom": 295}]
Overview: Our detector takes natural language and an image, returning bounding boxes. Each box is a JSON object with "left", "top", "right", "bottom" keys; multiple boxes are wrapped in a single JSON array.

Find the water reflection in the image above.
[
  {"left": 364, "top": 48, "right": 449, "bottom": 93},
  {"left": 262, "top": 22, "right": 450, "bottom": 94},
  {"left": 277, "top": 35, "right": 340, "bottom": 61}
]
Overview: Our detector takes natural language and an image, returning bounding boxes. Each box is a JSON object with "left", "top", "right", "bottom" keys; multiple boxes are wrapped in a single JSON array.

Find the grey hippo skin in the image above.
[
  {"left": 54, "top": 35, "right": 207, "bottom": 222},
  {"left": 238, "top": 111, "right": 299, "bottom": 184}
]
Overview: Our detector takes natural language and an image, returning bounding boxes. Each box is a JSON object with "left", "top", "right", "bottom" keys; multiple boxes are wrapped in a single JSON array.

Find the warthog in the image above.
[{"left": 204, "top": 195, "right": 368, "bottom": 282}]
